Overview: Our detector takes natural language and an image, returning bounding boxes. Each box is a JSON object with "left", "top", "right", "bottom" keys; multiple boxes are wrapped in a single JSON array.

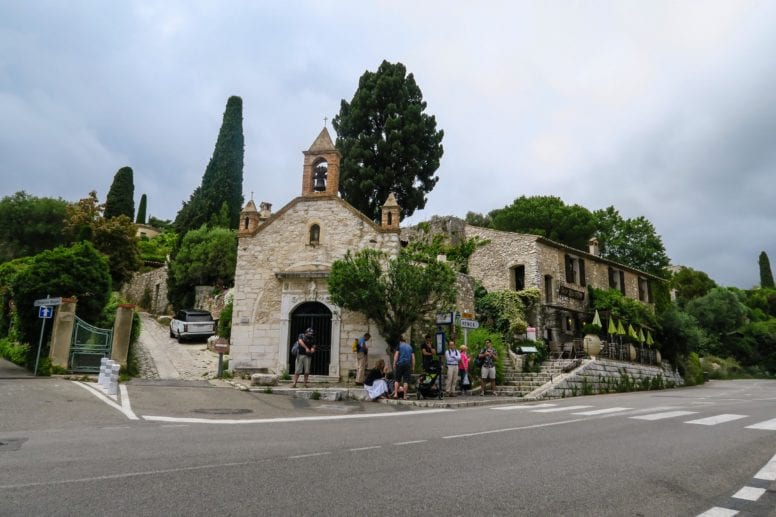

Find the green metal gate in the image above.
[{"left": 69, "top": 316, "right": 113, "bottom": 373}]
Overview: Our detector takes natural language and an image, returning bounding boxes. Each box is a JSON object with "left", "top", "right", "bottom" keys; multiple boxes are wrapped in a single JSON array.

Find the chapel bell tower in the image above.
[{"left": 302, "top": 127, "right": 341, "bottom": 197}]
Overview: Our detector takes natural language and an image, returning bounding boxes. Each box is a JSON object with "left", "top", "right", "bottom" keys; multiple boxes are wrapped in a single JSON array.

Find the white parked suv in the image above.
[{"left": 169, "top": 309, "right": 216, "bottom": 342}]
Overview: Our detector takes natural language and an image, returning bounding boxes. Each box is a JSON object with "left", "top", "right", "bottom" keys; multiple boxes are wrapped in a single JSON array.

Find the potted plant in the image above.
[{"left": 582, "top": 320, "right": 602, "bottom": 359}]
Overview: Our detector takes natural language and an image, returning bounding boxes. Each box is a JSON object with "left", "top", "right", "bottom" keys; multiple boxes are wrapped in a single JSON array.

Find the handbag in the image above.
[{"left": 462, "top": 373, "right": 470, "bottom": 387}]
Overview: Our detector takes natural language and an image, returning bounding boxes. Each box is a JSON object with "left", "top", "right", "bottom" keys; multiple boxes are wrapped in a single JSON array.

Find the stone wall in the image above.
[
  {"left": 120, "top": 265, "right": 170, "bottom": 314},
  {"left": 531, "top": 359, "right": 684, "bottom": 399}
]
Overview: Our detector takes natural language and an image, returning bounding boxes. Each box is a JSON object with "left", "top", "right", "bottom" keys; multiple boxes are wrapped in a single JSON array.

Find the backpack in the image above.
[
  {"left": 291, "top": 342, "right": 300, "bottom": 357},
  {"left": 352, "top": 338, "right": 359, "bottom": 352},
  {"left": 474, "top": 354, "right": 483, "bottom": 367}
]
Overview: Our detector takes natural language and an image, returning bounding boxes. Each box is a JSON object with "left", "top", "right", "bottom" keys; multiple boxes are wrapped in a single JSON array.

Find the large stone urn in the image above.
[
  {"left": 583, "top": 334, "right": 602, "bottom": 359},
  {"left": 628, "top": 344, "right": 637, "bottom": 361}
]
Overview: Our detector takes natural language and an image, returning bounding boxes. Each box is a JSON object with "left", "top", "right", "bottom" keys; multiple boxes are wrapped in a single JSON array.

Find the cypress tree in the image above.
[
  {"left": 104, "top": 166, "right": 135, "bottom": 220},
  {"left": 136, "top": 194, "right": 147, "bottom": 224},
  {"left": 760, "top": 251, "right": 775, "bottom": 288},
  {"left": 175, "top": 96, "right": 244, "bottom": 234}
]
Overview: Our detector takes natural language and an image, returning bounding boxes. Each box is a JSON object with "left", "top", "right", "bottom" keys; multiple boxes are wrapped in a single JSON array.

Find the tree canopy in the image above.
[
  {"left": 175, "top": 96, "right": 244, "bottom": 234},
  {"left": 332, "top": 60, "right": 444, "bottom": 222},
  {"left": 0, "top": 191, "right": 69, "bottom": 262},
  {"left": 760, "top": 251, "right": 774, "bottom": 288},
  {"left": 671, "top": 266, "right": 717, "bottom": 306},
  {"left": 328, "top": 247, "right": 456, "bottom": 347},
  {"left": 104, "top": 166, "right": 135, "bottom": 220},
  {"left": 592, "top": 206, "right": 670, "bottom": 277},
  {"left": 167, "top": 226, "right": 237, "bottom": 310},
  {"left": 488, "top": 195, "right": 595, "bottom": 251},
  {"left": 63, "top": 191, "right": 141, "bottom": 287},
  {"left": 11, "top": 241, "right": 111, "bottom": 359},
  {"left": 136, "top": 194, "right": 147, "bottom": 224}
]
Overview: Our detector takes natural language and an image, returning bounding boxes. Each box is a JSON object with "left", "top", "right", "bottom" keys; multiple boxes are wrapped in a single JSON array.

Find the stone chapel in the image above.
[{"left": 229, "top": 128, "right": 402, "bottom": 377}]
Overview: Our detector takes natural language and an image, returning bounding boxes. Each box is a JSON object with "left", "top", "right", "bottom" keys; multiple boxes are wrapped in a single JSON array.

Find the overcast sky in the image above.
[{"left": 2, "top": 1, "right": 775, "bottom": 288}]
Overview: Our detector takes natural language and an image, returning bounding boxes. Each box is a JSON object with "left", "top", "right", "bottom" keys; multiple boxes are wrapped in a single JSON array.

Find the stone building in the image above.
[
  {"left": 229, "top": 128, "right": 403, "bottom": 377},
  {"left": 465, "top": 224, "right": 661, "bottom": 346}
]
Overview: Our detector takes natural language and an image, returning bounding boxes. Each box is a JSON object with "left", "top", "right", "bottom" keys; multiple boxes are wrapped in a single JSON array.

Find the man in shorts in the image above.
[
  {"left": 392, "top": 337, "right": 415, "bottom": 400},
  {"left": 292, "top": 328, "right": 315, "bottom": 388},
  {"left": 479, "top": 339, "right": 497, "bottom": 396}
]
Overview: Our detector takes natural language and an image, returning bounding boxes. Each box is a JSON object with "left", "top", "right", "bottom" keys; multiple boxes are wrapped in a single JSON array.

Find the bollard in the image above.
[
  {"left": 98, "top": 357, "right": 109, "bottom": 388},
  {"left": 106, "top": 362, "right": 120, "bottom": 396}
]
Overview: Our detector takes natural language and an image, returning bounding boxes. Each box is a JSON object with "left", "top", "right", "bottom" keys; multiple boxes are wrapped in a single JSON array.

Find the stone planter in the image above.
[
  {"left": 655, "top": 350, "right": 661, "bottom": 364},
  {"left": 583, "top": 334, "right": 602, "bottom": 358}
]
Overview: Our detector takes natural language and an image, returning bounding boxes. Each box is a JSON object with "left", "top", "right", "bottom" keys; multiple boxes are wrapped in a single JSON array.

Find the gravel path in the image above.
[{"left": 134, "top": 312, "right": 221, "bottom": 380}]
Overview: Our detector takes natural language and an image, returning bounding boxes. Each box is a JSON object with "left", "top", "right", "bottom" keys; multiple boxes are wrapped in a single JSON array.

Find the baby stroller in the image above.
[{"left": 416, "top": 363, "right": 443, "bottom": 400}]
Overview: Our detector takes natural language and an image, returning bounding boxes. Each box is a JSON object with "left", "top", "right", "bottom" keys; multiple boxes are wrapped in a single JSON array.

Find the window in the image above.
[
  {"left": 513, "top": 265, "right": 525, "bottom": 291},
  {"left": 312, "top": 159, "right": 328, "bottom": 192},
  {"left": 544, "top": 275, "right": 553, "bottom": 303},
  {"left": 309, "top": 224, "right": 320, "bottom": 245},
  {"left": 564, "top": 254, "right": 586, "bottom": 286},
  {"left": 638, "top": 277, "right": 652, "bottom": 303},
  {"left": 387, "top": 212, "right": 393, "bottom": 226},
  {"left": 243, "top": 217, "right": 250, "bottom": 230},
  {"left": 608, "top": 267, "right": 626, "bottom": 295}
]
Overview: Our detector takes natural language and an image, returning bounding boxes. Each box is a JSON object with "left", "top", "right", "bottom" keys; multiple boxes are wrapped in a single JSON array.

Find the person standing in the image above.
[
  {"left": 458, "top": 345, "right": 470, "bottom": 396},
  {"left": 355, "top": 332, "right": 371, "bottom": 385},
  {"left": 292, "top": 328, "right": 315, "bottom": 388},
  {"left": 392, "top": 337, "right": 415, "bottom": 400},
  {"left": 444, "top": 340, "right": 461, "bottom": 397},
  {"left": 421, "top": 334, "right": 436, "bottom": 371},
  {"left": 479, "top": 339, "right": 497, "bottom": 396}
]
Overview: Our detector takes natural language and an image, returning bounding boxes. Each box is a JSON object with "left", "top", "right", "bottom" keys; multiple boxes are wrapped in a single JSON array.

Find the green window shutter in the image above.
[{"left": 579, "top": 259, "right": 586, "bottom": 287}]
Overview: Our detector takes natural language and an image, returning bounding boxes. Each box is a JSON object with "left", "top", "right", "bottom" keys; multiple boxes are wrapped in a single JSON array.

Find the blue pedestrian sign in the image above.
[{"left": 38, "top": 306, "right": 53, "bottom": 319}]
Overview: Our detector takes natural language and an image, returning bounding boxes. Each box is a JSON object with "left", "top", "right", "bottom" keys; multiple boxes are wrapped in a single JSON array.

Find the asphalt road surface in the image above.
[{"left": 2, "top": 377, "right": 776, "bottom": 516}]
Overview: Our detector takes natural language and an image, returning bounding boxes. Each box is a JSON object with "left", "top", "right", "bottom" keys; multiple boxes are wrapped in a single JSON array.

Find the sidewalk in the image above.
[{"left": 0, "top": 357, "right": 35, "bottom": 379}]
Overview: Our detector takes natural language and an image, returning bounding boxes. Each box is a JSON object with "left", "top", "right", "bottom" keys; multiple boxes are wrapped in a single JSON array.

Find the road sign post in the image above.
[{"left": 34, "top": 306, "right": 53, "bottom": 375}]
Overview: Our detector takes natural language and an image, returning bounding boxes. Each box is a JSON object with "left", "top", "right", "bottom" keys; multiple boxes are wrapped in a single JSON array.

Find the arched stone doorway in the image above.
[{"left": 288, "top": 302, "right": 332, "bottom": 376}]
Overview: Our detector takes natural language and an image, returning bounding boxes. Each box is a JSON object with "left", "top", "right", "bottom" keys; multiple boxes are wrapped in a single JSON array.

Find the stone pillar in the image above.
[
  {"left": 111, "top": 304, "right": 135, "bottom": 368},
  {"left": 49, "top": 298, "right": 77, "bottom": 369}
]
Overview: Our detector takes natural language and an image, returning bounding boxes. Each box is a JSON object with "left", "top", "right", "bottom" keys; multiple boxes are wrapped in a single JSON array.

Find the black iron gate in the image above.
[
  {"left": 69, "top": 315, "right": 113, "bottom": 373},
  {"left": 289, "top": 302, "right": 332, "bottom": 376}
]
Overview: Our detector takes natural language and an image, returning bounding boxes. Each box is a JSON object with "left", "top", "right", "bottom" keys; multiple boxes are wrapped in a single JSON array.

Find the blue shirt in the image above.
[{"left": 396, "top": 342, "right": 413, "bottom": 366}]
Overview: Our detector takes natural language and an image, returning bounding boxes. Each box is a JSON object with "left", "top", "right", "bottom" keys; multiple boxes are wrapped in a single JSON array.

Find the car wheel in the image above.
[{"left": 169, "top": 328, "right": 175, "bottom": 338}]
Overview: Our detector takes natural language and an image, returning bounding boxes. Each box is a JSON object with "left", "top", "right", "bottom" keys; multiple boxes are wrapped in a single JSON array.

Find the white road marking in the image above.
[
  {"left": 74, "top": 382, "right": 138, "bottom": 420},
  {"left": 289, "top": 452, "right": 331, "bottom": 459},
  {"left": 349, "top": 446, "right": 381, "bottom": 452},
  {"left": 532, "top": 405, "right": 593, "bottom": 413},
  {"left": 393, "top": 440, "right": 428, "bottom": 445},
  {"left": 492, "top": 403, "right": 556, "bottom": 411},
  {"left": 572, "top": 407, "right": 631, "bottom": 416},
  {"left": 142, "top": 408, "right": 453, "bottom": 425},
  {"left": 630, "top": 410, "right": 697, "bottom": 421},
  {"left": 754, "top": 452, "right": 776, "bottom": 480},
  {"left": 685, "top": 414, "right": 747, "bottom": 426},
  {"left": 746, "top": 418, "right": 776, "bottom": 431},
  {"left": 731, "top": 486, "right": 765, "bottom": 501},
  {"left": 442, "top": 418, "right": 587, "bottom": 439},
  {"left": 119, "top": 384, "right": 139, "bottom": 420},
  {"left": 697, "top": 507, "right": 738, "bottom": 516}
]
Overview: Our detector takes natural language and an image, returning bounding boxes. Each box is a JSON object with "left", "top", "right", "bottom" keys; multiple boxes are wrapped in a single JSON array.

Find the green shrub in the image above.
[
  {"left": 0, "top": 337, "right": 29, "bottom": 366},
  {"left": 218, "top": 297, "right": 233, "bottom": 340},
  {"left": 466, "top": 328, "right": 507, "bottom": 384}
]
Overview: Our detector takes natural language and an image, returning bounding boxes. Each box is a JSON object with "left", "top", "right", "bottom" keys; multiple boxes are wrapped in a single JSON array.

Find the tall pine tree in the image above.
[
  {"left": 136, "top": 194, "right": 147, "bottom": 224},
  {"left": 333, "top": 61, "right": 444, "bottom": 222},
  {"left": 104, "top": 166, "right": 134, "bottom": 220},
  {"left": 759, "top": 251, "right": 775, "bottom": 288},
  {"left": 175, "top": 96, "right": 244, "bottom": 234}
]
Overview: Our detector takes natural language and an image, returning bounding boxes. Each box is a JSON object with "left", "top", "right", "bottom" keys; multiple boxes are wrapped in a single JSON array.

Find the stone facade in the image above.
[
  {"left": 462, "top": 221, "right": 661, "bottom": 348},
  {"left": 120, "top": 265, "right": 170, "bottom": 314},
  {"left": 230, "top": 128, "right": 404, "bottom": 377}
]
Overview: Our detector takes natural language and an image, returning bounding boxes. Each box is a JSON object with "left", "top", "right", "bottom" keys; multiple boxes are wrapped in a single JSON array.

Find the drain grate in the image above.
[
  {"left": 191, "top": 408, "right": 253, "bottom": 415},
  {"left": 0, "top": 438, "right": 28, "bottom": 452}
]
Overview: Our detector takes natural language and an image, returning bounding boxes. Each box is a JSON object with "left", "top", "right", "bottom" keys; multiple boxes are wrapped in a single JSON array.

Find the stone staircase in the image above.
[{"left": 496, "top": 358, "right": 580, "bottom": 397}]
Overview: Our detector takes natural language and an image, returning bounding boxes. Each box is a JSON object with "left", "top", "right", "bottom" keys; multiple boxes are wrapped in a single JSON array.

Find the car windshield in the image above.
[{"left": 187, "top": 314, "right": 212, "bottom": 322}]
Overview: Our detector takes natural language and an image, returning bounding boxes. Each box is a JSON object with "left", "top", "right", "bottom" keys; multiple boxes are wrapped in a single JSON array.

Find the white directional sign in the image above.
[
  {"left": 34, "top": 297, "right": 62, "bottom": 307},
  {"left": 38, "top": 306, "right": 53, "bottom": 319},
  {"left": 460, "top": 319, "right": 479, "bottom": 329}
]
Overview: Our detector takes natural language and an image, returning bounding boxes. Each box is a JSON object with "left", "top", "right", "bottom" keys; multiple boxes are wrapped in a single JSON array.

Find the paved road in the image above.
[
  {"left": 134, "top": 312, "right": 221, "bottom": 380},
  {"left": 3, "top": 379, "right": 776, "bottom": 515}
]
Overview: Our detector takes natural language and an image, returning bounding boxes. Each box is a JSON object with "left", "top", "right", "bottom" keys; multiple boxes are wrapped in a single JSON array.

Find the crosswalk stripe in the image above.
[
  {"left": 746, "top": 418, "right": 776, "bottom": 431},
  {"left": 572, "top": 407, "right": 631, "bottom": 416},
  {"left": 754, "top": 452, "right": 776, "bottom": 480},
  {"left": 732, "top": 486, "right": 765, "bottom": 501},
  {"left": 492, "top": 403, "right": 556, "bottom": 411},
  {"left": 685, "top": 414, "right": 748, "bottom": 426},
  {"left": 533, "top": 405, "right": 594, "bottom": 413},
  {"left": 631, "top": 410, "right": 697, "bottom": 421},
  {"left": 697, "top": 507, "right": 738, "bottom": 516}
]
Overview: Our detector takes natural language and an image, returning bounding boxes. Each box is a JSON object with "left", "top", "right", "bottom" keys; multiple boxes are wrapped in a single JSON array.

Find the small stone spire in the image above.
[
  {"left": 238, "top": 200, "right": 259, "bottom": 236},
  {"left": 302, "top": 127, "right": 341, "bottom": 197},
  {"left": 381, "top": 193, "right": 401, "bottom": 230}
]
